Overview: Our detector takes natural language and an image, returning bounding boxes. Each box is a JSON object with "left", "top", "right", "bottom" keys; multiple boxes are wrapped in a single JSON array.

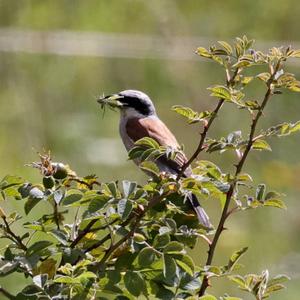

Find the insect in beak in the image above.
[{"left": 97, "top": 94, "right": 124, "bottom": 109}]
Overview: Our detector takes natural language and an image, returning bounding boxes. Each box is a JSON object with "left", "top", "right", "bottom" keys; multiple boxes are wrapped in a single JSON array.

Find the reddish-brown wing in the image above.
[{"left": 126, "top": 117, "right": 190, "bottom": 175}]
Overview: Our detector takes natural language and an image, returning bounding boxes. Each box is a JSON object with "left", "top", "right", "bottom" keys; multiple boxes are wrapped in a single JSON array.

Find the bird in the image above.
[{"left": 97, "top": 89, "right": 211, "bottom": 228}]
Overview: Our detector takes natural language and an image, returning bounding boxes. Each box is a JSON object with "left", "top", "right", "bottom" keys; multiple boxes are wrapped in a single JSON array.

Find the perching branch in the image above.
[{"left": 199, "top": 59, "right": 282, "bottom": 296}]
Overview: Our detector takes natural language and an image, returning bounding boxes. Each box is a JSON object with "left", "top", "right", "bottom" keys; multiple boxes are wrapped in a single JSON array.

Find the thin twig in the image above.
[
  {"left": 53, "top": 202, "right": 60, "bottom": 230},
  {"left": 70, "top": 219, "right": 98, "bottom": 248},
  {"left": 198, "top": 59, "right": 282, "bottom": 296},
  {"left": 1, "top": 217, "right": 27, "bottom": 251}
]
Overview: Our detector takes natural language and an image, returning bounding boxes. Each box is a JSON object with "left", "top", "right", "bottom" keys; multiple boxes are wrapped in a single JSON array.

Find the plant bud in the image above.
[
  {"left": 52, "top": 163, "right": 68, "bottom": 180},
  {"left": 43, "top": 176, "right": 55, "bottom": 189}
]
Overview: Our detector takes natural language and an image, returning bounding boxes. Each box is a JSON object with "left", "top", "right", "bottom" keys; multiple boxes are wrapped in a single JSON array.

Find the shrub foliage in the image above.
[{"left": 1, "top": 36, "right": 300, "bottom": 299}]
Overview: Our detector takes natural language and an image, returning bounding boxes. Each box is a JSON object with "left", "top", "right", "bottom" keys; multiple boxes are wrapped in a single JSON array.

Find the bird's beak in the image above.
[{"left": 97, "top": 94, "right": 124, "bottom": 108}]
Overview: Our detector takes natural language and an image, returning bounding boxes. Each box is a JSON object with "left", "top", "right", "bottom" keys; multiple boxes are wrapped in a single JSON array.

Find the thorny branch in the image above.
[{"left": 199, "top": 59, "right": 282, "bottom": 296}]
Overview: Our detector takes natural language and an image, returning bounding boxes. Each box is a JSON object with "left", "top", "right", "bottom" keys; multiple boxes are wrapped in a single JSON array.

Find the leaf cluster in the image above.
[{"left": 1, "top": 36, "right": 299, "bottom": 299}]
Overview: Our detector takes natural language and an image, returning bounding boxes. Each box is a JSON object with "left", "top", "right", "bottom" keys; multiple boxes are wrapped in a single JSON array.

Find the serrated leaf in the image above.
[
  {"left": 135, "top": 137, "right": 160, "bottom": 149},
  {"left": 208, "top": 85, "right": 232, "bottom": 101},
  {"left": 140, "top": 161, "right": 160, "bottom": 178},
  {"left": 172, "top": 105, "right": 210, "bottom": 124}
]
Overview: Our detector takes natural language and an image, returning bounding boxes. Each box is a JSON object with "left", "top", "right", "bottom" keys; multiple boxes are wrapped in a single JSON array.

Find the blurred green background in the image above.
[{"left": 0, "top": 0, "right": 299, "bottom": 299}]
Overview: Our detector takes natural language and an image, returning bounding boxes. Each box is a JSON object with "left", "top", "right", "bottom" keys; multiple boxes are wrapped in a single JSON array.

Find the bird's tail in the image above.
[{"left": 188, "top": 193, "right": 212, "bottom": 229}]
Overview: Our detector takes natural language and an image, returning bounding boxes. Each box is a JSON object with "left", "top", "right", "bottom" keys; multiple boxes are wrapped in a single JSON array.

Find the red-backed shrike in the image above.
[{"left": 97, "top": 90, "right": 211, "bottom": 228}]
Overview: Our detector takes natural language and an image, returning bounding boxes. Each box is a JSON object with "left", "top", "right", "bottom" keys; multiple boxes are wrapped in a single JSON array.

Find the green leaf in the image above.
[
  {"left": 256, "top": 184, "right": 266, "bottom": 201},
  {"left": 252, "top": 139, "right": 272, "bottom": 151},
  {"left": 86, "top": 194, "right": 108, "bottom": 214},
  {"left": 24, "top": 187, "right": 44, "bottom": 214},
  {"left": 237, "top": 173, "right": 253, "bottom": 182},
  {"left": 54, "top": 275, "right": 78, "bottom": 284},
  {"left": 124, "top": 271, "right": 145, "bottom": 297},
  {"left": 106, "top": 181, "right": 119, "bottom": 198},
  {"left": 228, "top": 275, "right": 247, "bottom": 289},
  {"left": 20, "top": 284, "right": 44, "bottom": 296},
  {"left": 117, "top": 199, "right": 133, "bottom": 220},
  {"left": 256, "top": 72, "right": 271, "bottom": 82},
  {"left": 77, "top": 271, "right": 97, "bottom": 284},
  {"left": 267, "top": 274, "right": 290, "bottom": 285},
  {"left": 199, "top": 295, "right": 217, "bottom": 300},
  {"left": 196, "top": 47, "right": 212, "bottom": 58},
  {"left": 139, "top": 161, "right": 160, "bottom": 178},
  {"left": 241, "top": 76, "right": 254, "bottom": 85},
  {"left": 122, "top": 180, "right": 137, "bottom": 198},
  {"left": 175, "top": 255, "right": 195, "bottom": 276},
  {"left": 225, "top": 247, "right": 248, "bottom": 272},
  {"left": 135, "top": 137, "right": 160, "bottom": 149},
  {"left": 172, "top": 105, "right": 210, "bottom": 124},
  {"left": 163, "top": 241, "right": 184, "bottom": 254},
  {"left": 61, "top": 193, "right": 83, "bottom": 206},
  {"left": 138, "top": 247, "right": 156, "bottom": 267},
  {"left": 153, "top": 234, "right": 170, "bottom": 248},
  {"left": 50, "top": 229, "right": 69, "bottom": 245},
  {"left": 149, "top": 281, "right": 175, "bottom": 299},
  {"left": 163, "top": 254, "right": 177, "bottom": 281},
  {"left": 264, "top": 199, "right": 287, "bottom": 209},
  {"left": 218, "top": 41, "right": 233, "bottom": 54},
  {"left": 208, "top": 85, "right": 232, "bottom": 101},
  {"left": 24, "top": 197, "right": 41, "bottom": 215},
  {"left": 27, "top": 240, "right": 52, "bottom": 256}
]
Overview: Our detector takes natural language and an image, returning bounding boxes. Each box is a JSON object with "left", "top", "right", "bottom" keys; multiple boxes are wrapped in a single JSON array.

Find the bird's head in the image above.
[{"left": 97, "top": 90, "right": 156, "bottom": 117}]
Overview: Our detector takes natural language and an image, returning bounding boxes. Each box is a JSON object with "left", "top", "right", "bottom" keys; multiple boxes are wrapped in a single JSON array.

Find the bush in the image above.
[{"left": 1, "top": 36, "right": 299, "bottom": 299}]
